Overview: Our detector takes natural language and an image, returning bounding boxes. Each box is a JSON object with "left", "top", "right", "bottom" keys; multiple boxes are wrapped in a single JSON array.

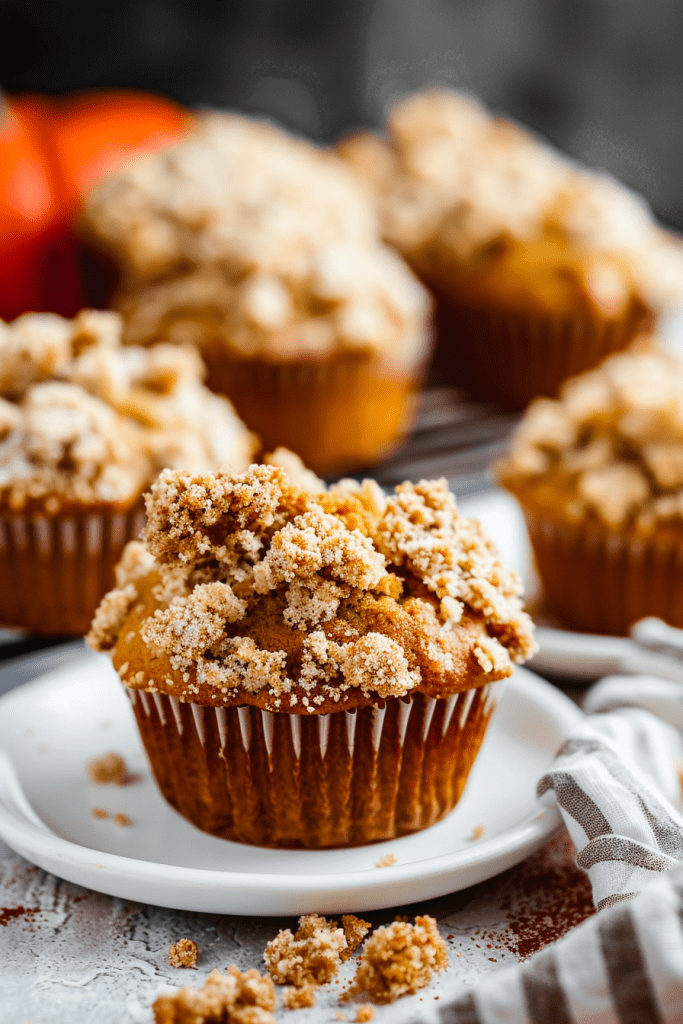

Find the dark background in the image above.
[{"left": 2, "top": 0, "right": 683, "bottom": 228}]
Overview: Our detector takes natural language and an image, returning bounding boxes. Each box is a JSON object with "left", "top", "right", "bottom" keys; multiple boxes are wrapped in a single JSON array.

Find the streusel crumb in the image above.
[
  {"left": 282, "top": 983, "right": 316, "bottom": 1009},
  {"left": 340, "top": 916, "right": 371, "bottom": 961},
  {"left": 345, "top": 915, "right": 447, "bottom": 1004},
  {"left": 169, "top": 938, "right": 198, "bottom": 968},
  {"left": 92, "top": 807, "right": 109, "bottom": 819},
  {"left": 87, "top": 752, "right": 129, "bottom": 785},
  {"left": 114, "top": 813, "right": 131, "bottom": 827},
  {"left": 499, "top": 349, "right": 683, "bottom": 532},
  {"left": 88, "top": 464, "right": 535, "bottom": 710},
  {"left": 0, "top": 309, "right": 257, "bottom": 509},
  {"left": 264, "top": 914, "right": 347, "bottom": 988},
  {"left": 153, "top": 966, "right": 276, "bottom": 1024},
  {"left": 374, "top": 854, "right": 396, "bottom": 869},
  {"left": 355, "top": 1008, "right": 374, "bottom": 1023},
  {"left": 470, "top": 824, "right": 486, "bottom": 841}
]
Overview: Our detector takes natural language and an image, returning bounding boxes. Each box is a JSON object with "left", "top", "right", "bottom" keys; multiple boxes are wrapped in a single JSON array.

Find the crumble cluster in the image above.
[
  {"left": 499, "top": 349, "right": 683, "bottom": 532},
  {"left": 345, "top": 915, "right": 448, "bottom": 1005},
  {"left": 87, "top": 464, "right": 535, "bottom": 708},
  {"left": 339, "top": 88, "right": 683, "bottom": 313},
  {"left": 81, "top": 113, "right": 430, "bottom": 365},
  {"left": 153, "top": 966, "right": 276, "bottom": 1024},
  {"left": 0, "top": 309, "right": 257, "bottom": 510},
  {"left": 86, "top": 751, "right": 129, "bottom": 785},
  {"left": 169, "top": 938, "right": 199, "bottom": 969},
  {"left": 263, "top": 914, "right": 350, "bottom": 988}
]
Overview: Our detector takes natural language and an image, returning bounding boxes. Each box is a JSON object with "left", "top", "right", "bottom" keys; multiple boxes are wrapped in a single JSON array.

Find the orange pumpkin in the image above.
[{"left": 0, "top": 90, "right": 191, "bottom": 319}]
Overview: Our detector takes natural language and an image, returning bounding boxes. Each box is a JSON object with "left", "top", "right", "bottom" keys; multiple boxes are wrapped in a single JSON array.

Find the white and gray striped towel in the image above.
[{"left": 441, "top": 619, "right": 683, "bottom": 1024}]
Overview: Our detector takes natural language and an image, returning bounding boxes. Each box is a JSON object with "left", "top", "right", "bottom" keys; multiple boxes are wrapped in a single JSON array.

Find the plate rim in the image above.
[{"left": 0, "top": 655, "right": 582, "bottom": 912}]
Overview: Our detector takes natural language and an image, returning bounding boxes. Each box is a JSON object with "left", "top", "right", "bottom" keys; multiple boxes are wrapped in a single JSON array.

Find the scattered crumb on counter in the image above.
[
  {"left": 335, "top": 1013, "right": 346, "bottom": 1021},
  {"left": 114, "top": 813, "right": 131, "bottom": 828},
  {"left": 469, "top": 825, "right": 485, "bottom": 841},
  {"left": 345, "top": 916, "right": 448, "bottom": 1004},
  {"left": 282, "top": 983, "right": 316, "bottom": 1009},
  {"left": 355, "top": 1008, "right": 374, "bottom": 1022},
  {"left": 87, "top": 752, "right": 129, "bottom": 785},
  {"left": 374, "top": 854, "right": 396, "bottom": 868},
  {"left": 341, "top": 916, "right": 372, "bottom": 961},
  {"left": 264, "top": 914, "right": 347, "bottom": 988},
  {"left": 153, "top": 965, "right": 276, "bottom": 1024},
  {"left": 92, "top": 808, "right": 109, "bottom": 820},
  {"left": 169, "top": 938, "right": 199, "bottom": 968}
]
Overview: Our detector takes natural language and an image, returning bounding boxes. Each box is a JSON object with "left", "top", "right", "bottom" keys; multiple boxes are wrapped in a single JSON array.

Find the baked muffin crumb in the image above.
[
  {"left": 345, "top": 915, "right": 447, "bottom": 1004},
  {"left": 91, "top": 807, "right": 109, "bottom": 819},
  {"left": 374, "top": 854, "right": 396, "bottom": 869},
  {"left": 340, "top": 916, "right": 371, "bottom": 960},
  {"left": 153, "top": 966, "right": 276, "bottom": 1023},
  {"left": 282, "top": 983, "right": 316, "bottom": 1009},
  {"left": 169, "top": 938, "right": 198, "bottom": 968},
  {"left": 113, "top": 813, "right": 131, "bottom": 827},
  {"left": 264, "top": 913, "right": 347, "bottom": 987},
  {"left": 87, "top": 752, "right": 129, "bottom": 785},
  {"left": 355, "top": 1008, "right": 374, "bottom": 1023}
]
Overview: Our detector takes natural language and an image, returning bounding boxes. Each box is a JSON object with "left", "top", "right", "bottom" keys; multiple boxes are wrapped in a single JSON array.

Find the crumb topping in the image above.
[
  {"left": 374, "top": 854, "right": 396, "bottom": 869},
  {"left": 355, "top": 1008, "right": 374, "bottom": 1023},
  {"left": 152, "top": 966, "right": 276, "bottom": 1024},
  {"left": 169, "top": 938, "right": 199, "bottom": 968},
  {"left": 86, "top": 752, "right": 129, "bottom": 785},
  {"left": 339, "top": 88, "right": 683, "bottom": 313},
  {"left": 81, "top": 113, "right": 430, "bottom": 364},
  {"left": 282, "top": 983, "right": 316, "bottom": 1009},
  {"left": 0, "top": 310, "right": 257, "bottom": 509},
  {"left": 340, "top": 916, "right": 371, "bottom": 961},
  {"left": 345, "top": 915, "right": 448, "bottom": 1004},
  {"left": 499, "top": 348, "right": 683, "bottom": 531},
  {"left": 87, "top": 464, "right": 535, "bottom": 708},
  {"left": 264, "top": 914, "right": 347, "bottom": 988}
]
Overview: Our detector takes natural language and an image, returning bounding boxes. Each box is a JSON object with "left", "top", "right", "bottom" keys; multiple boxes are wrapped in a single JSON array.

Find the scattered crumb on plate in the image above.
[
  {"left": 355, "top": 1007, "right": 374, "bottom": 1022},
  {"left": 169, "top": 938, "right": 199, "bottom": 968},
  {"left": 87, "top": 752, "right": 129, "bottom": 785},
  {"left": 114, "top": 813, "right": 131, "bottom": 827},
  {"left": 92, "top": 807, "right": 109, "bottom": 820},
  {"left": 374, "top": 853, "right": 396, "bottom": 868},
  {"left": 469, "top": 824, "right": 485, "bottom": 841}
]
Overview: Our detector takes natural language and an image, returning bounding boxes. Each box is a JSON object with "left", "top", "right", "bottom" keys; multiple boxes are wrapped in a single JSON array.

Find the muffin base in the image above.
[
  {"left": 0, "top": 503, "right": 145, "bottom": 636},
  {"left": 202, "top": 348, "right": 422, "bottom": 476},
  {"left": 128, "top": 681, "right": 502, "bottom": 849},
  {"left": 432, "top": 293, "right": 649, "bottom": 410},
  {"left": 524, "top": 507, "right": 683, "bottom": 635}
]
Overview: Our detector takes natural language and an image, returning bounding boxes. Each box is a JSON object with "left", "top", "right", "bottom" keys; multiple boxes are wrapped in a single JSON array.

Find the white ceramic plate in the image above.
[
  {"left": 459, "top": 488, "right": 633, "bottom": 681},
  {"left": 0, "top": 650, "right": 581, "bottom": 915}
]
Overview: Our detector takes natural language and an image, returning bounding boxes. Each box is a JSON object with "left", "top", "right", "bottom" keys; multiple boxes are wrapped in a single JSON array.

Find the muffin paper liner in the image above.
[
  {"left": 202, "top": 345, "right": 428, "bottom": 476},
  {"left": 524, "top": 508, "right": 683, "bottom": 635},
  {"left": 128, "top": 680, "right": 503, "bottom": 849},
  {"left": 0, "top": 504, "right": 145, "bottom": 636},
  {"left": 433, "top": 296, "right": 649, "bottom": 410}
]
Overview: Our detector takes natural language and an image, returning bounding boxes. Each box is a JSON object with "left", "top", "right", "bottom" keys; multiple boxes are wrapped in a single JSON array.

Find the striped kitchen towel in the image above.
[{"left": 441, "top": 625, "right": 683, "bottom": 1024}]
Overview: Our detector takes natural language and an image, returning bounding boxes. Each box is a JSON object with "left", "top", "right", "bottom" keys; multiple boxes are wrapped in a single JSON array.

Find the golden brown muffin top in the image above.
[
  {"left": 80, "top": 113, "right": 431, "bottom": 364},
  {"left": 87, "top": 464, "right": 535, "bottom": 712},
  {"left": 499, "top": 347, "right": 683, "bottom": 532},
  {"left": 339, "top": 89, "right": 683, "bottom": 316},
  {"left": 0, "top": 309, "right": 257, "bottom": 511}
]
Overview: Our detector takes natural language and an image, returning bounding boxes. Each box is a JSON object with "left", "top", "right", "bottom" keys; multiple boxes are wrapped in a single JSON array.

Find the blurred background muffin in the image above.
[
  {"left": 0, "top": 308, "right": 257, "bottom": 635},
  {"left": 339, "top": 89, "right": 683, "bottom": 409},
  {"left": 79, "top": 113, "right": 433, "bottom": 476},
  {"left": 498, "top": 347, "right": 683, "bottom": 634}
]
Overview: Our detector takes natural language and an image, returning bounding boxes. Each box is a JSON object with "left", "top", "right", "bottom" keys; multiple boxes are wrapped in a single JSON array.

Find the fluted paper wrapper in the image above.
[
  {"left": 128, "top": 681, "right": 503, "bottom": 849},
  {"left": 524, "top": 508, "right": 683, "bottom": 635},
  {"left": 433, "top": 296, "right": 648, "bottom": 410},
  {"left": 202, "top": 345, "right": 428, "bottom": 476},
  {"left": 0, "top": 504, "right": 145, "bottom": 636}
]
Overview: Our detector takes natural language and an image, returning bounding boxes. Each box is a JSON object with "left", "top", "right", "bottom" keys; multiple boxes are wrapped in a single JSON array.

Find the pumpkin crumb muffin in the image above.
[
  {"left": 0, "top": 308, "right": 257, "bottom": 634},
  {"left": 499, "top": 347, "right": 683, "bottom": 634},
  {"left": 80, "top": 113, "right": 432, "bottom": 474},
  {"left": 152, "top": 966, "right": 276, "bottom": 1024},
  {"left": 87, "top": 462, "right": 535, "bottom": 847},
  {"left": 344, "top": 915, "right": 447, "bottom": 1004},
  {"left": 340, "top": 88, "right": 683, "bottom": 408}
]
